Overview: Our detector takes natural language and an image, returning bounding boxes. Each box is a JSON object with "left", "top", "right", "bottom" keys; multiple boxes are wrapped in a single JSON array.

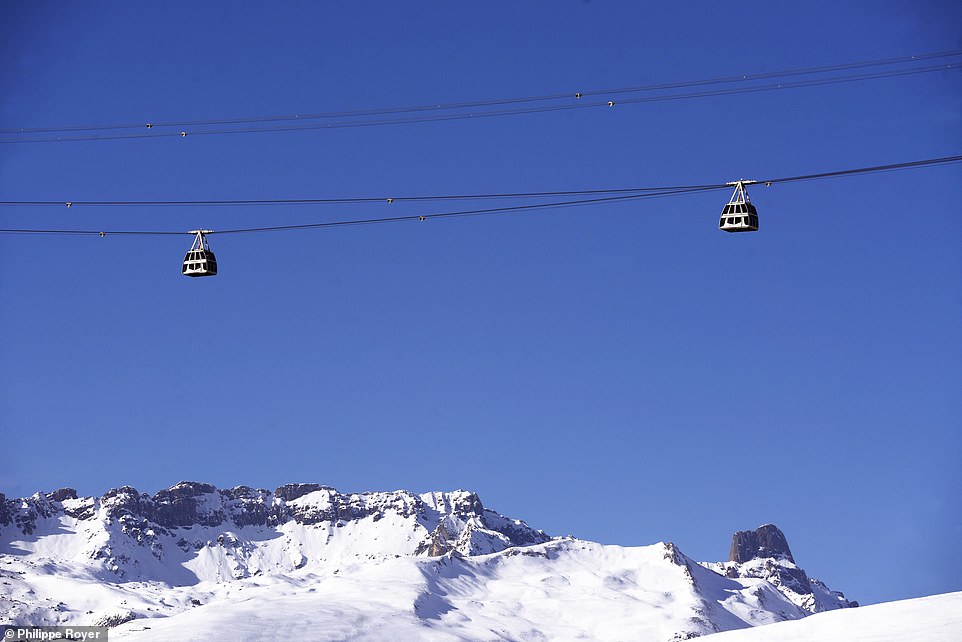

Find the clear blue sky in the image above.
[{"left": 1, "top": 1, "right": 960, "bottom": 607}]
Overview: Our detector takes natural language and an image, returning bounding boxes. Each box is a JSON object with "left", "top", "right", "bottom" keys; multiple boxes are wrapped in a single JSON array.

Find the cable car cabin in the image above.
[
  {"left": 182, "top": 230, "right": 217, "bottom": 277},
  {"left": 719, "top": 180, "right": 759, "bottom": 233},
  {"left": 182, "top": 248, "right": 217, "bottom": 276},
  {"left": 718, "top": 201, "right": 758, "bottom": 232}
]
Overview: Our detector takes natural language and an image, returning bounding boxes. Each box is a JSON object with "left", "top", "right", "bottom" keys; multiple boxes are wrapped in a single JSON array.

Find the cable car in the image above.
[
  {"left": 719, "top": 180, "right": 759, "bottom": 233},
  {"left": 182, "top": 230, "right": 217, "bottom": 277}
]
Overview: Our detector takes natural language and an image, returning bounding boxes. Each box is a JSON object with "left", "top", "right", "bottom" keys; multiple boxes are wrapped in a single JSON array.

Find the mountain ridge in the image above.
[{"left": 1, "top": 481, "right": 855, "bottom": 640}]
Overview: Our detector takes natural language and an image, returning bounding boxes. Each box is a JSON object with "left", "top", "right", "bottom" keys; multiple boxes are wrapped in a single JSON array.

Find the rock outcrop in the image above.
[{"left": 729, "top": 523, "right": 795, "bottom": 563}]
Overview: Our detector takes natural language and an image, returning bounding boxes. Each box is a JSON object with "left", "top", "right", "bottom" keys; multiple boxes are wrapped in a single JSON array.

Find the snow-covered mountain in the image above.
[{"left": 1, "top": 482, "right": 857, "bottom": 640}]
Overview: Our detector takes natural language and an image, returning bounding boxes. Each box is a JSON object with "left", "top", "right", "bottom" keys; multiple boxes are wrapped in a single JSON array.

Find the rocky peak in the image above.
[
  {"left": 150, "top": 482, "right": 223, "bottom": 528},
  {"left": 101, "top": 486, "right": 150, "bottom": 521},
  {"left": 49, "top": 488, "right": 78, "bottom": 502},
  {"left": 274, "top": 483, "right": 329, "bottom": 502},
  {"left": 729, "top": 524, "right": 795, "bottom": 563}
]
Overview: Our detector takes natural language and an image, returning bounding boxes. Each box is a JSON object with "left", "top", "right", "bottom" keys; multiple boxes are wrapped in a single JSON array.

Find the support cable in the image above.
[
  {"left": 0, "top": 156, "right": 958, "bottom": 237},
  {"left": 2, "top": 57, "right": 959, "bottom": 144}
]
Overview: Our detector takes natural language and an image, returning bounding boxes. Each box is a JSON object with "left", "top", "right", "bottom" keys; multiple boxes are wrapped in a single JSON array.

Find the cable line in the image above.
[
  {"left": 2, "top": 55, "right": 959, "bottom": 143},
  {"left": 2, "top": 50, "right": 958, "bottom": 135},
  {"left": 213, "top": 187, "right": 721, "bottom": 235},
  {"left": 0, "top": 187, "right": 721, "bottom": 237},
  {"left": 0, "top": 183, "right": 723, "bottom": 208},
  {"left": 758, "top": 155, "right": 962, "bottom": 184},
  {"left": 1, "top": 156, "right": 958, "bottom": 237}
]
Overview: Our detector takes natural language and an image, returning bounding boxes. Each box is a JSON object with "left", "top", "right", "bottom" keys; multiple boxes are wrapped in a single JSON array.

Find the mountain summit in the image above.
[
  {"left": 729, "top": 524, "right": 795, "bottom": 563},
  {"left": 1, "top": 482, "right": 855, "bottom": 640}
]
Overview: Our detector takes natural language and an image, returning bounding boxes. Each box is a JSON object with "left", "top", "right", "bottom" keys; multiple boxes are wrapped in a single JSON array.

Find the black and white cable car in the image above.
[
  {"left": 719, "top": 180, "right": 759, "bottom": 233},
  {"left": 182, "top": 230, "right": 217, "bottom": 277}
]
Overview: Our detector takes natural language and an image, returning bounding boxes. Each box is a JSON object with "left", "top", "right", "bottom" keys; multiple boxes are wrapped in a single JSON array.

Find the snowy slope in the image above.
[
  {"left": 1, "top": 482, "right": 856, "bottom": 640},
  {"left": 106, "top": 540, "right": 808, "bottom": 642},
  {"left": 701, "top": 591, "right": 962, "bottom": 642}
]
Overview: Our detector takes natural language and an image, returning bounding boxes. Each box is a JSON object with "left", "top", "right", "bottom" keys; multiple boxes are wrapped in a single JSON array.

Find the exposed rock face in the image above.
[
  {"left": 50, "top": 488, "right": 78, "bottom": 502},
  {"left": 274, "top": 483, "right": 326, "bottom": 502},
  {"left": 150, "top": 482, "right": 222, "bottom": 528},
  {"left": 422, "top": 522, "right": 456, "bottom": 557},
  {"left": 0, "top": 493, "right": 9, "bottom": 527},
  {"left": 729, "top": 524, "right": 795, "bottom": 563}
]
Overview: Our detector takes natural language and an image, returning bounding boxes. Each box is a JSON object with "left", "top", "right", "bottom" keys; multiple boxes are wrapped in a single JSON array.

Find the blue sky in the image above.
[{"left": 1, "top": 1, "right": 960, "bottom": 606}]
